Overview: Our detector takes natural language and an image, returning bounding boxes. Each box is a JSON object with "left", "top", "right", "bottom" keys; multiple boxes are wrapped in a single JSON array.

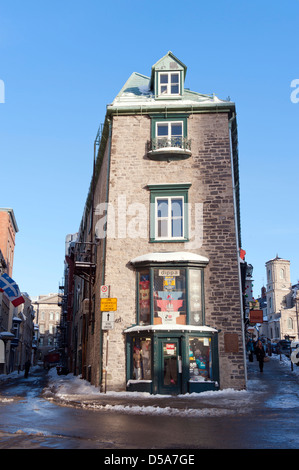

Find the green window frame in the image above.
[
  {"left": 151, "top": 115, "right": 188, "bottom": 141},
  {"left": 148, "top": 183, "right": 191, "bottom": 243}
]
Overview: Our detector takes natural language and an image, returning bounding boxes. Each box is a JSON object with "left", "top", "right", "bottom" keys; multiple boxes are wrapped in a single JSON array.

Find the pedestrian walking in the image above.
[
  {"left": 24, "top": 359, "right": 31, "bottom": 378},
  {"left": 255, "top": 340, "right": 266, "bottom": 372},
  {"left": 246, "top": 338, "right": 255, "bottom": 362}
]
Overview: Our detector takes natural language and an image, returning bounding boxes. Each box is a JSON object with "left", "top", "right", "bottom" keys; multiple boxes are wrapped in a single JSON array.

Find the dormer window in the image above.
[
  {"left": 150, "top": 52, "right": 186, "bottom": 100},
  {"left": 158, "top": 72, "right": 180, "bottom": 96}
]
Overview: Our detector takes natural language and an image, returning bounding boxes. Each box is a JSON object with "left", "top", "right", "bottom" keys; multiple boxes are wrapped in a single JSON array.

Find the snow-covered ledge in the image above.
[
  {"left": 130, "top": 251, "right": 209, "bottom": 266},
  {"left": 124, "top": 324, "right": 218, "bottom": 334}
]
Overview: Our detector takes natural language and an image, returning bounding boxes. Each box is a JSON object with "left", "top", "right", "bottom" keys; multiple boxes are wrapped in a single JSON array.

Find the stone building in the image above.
[
  {"left": 265, "top": 256, "right": 299, "bottom": 342},
  {"left": 9, "top": 293, "right": 35, "bottom": 372},
  {"left": 31, "top": 293, "right": 61, "bottom": 361},
  {"left": 66, "top": 52, "right": 246, "bottom": 394}
]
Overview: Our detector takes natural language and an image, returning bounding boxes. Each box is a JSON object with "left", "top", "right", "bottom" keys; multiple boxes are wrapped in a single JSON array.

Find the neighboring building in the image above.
[
  {"left": 31, "top": 294, "right": 61, "bottom": 361},
  {"left": 62, "top": 52, "right": 246, "bottom": 394},
  {"left": 58, "top": 234, "right": 77, "bottom": 372},
  {"left": 8, "top": 293, "right": 35, "bottom": 372},
  {"left": 241, "top": 260, "right": 260, "bottom": 340},
  {"left": 0, "top": 208, "right": 19, "bottom": 277},
  {"left": 0, "top": 249, "right": 9, "bottom": 348},
  {"left": 264, "top": 256, "right": 299, "bottom": 342},
  {"left": 0, "top": 209, "right": 25, "bottom": 374}
]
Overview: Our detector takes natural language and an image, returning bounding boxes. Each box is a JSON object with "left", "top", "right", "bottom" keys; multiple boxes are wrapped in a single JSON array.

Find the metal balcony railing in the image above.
[{"left": 148, "top": 137, "right": 192, "bottom": 152}]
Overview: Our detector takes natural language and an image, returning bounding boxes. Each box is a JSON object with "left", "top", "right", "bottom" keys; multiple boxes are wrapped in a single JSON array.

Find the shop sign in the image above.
[
  {"left": 159, "top": 269, "right": 180, "bottom": 277},
  {"left": 100, "top": 298, "right": 117, "bottom": 311},
  {"left": 166, "top": 343, "right": 175, "bottom": 355},
  {"left": 249, "top": 310, "right": 263, "bottom": 323},
  {"left": 249, "top": 300, "right": 260, "bottom": 310}
]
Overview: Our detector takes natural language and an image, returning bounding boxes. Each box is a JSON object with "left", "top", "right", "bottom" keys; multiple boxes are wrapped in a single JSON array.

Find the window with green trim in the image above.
[
  {"left": 149, "top": 115, "right": 189, "bottom": 153},
  {"left": 148, "top": 183, "right": 191, "bottom": 242}
]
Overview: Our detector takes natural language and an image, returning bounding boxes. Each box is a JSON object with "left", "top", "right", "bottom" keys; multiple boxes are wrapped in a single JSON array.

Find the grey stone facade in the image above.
[{"left": 71, "top": 53, "right": 246, "bottom": 393}]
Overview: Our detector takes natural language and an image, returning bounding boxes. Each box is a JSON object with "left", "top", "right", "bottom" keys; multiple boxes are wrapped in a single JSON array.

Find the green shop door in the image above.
[{"left": 158, "top": 338, "right": 182, "bottom": 395}]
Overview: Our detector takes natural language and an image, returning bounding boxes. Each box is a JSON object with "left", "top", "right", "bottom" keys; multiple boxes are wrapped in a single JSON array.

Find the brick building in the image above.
[
  {"left": 66, "top": 52, "right": 246, "bottom": 394},
  {"left": 0, "top": 208, "right": 19, "bottom": 277},
  {"left": 0, "top": 208, "right": 20, "bottom": 374}
]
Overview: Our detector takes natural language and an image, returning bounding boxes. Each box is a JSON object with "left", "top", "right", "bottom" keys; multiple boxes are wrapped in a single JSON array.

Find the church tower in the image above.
[{"left": 265, "top": 256, "right": 291, "bottom": 314}]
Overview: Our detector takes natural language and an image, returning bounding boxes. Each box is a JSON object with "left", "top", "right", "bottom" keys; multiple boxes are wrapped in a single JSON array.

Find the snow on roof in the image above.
[
  {"left": 12, "top": 316, "right": 22, "bottom": 322},
  {"left": 130, "top": 251, "right": 209, "bottom": 265},
  {"left": 0, "top": 332, "right": 15, "bottom": 339},
  {"left": 110, "top": 72, "right": 232, "bottom": 110}
]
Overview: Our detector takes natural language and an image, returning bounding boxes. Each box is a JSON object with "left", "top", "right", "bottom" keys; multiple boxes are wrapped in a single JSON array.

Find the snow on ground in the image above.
[
  {"left": 2, "top": 355, "right": 299, "bottom": 417},
  {"left": 42, "top": 366, "right": 259, "bottom": 417},
  {"left": 42, "top": 354, "right": 299, "bottom": 416}
]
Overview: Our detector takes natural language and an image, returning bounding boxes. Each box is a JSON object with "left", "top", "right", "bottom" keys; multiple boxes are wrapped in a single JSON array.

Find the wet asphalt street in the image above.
[{"left": 0, "top": 355, "right": 298, "bottom": 450}]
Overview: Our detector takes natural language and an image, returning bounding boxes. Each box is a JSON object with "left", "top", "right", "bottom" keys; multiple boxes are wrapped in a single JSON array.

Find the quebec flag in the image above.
[{"left": 0, "top": 273, "right": 25, "bottom": 307}]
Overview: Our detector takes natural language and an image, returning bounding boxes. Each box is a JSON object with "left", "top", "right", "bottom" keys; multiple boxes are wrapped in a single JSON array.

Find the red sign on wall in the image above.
[{"left": 249, "top": 310, "right": 263, "bottom": 323}]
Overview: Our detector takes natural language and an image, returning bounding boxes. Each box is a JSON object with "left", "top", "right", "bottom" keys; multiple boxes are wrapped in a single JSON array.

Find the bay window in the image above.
[{"left": 134, "top": 254, "right": 208, "bottom": 327}]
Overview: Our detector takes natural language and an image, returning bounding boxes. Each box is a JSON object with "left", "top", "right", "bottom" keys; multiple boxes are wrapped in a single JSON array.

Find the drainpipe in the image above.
[
  {"left": 228, "top": 114, "right": 248, "bottom": 386},
  {"left": 100, "top": 117, "right": 112, "bottom": 390}
]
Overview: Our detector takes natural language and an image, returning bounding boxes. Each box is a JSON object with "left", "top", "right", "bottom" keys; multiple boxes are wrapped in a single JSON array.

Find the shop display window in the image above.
[
  {"left": 136, "top": 264, "right": 205, "bottom": 327},
  {"left": 189, "top": 337, "right": 211, "bottom": 382},
  {"left": 189, "top": 269, "right": 203, "bottom": 325},
  {"left": 132, "top": 337, "right": 152, "bottom": 380},
  {"left": 138, "top": 270, "right": 150, "bottom": 325},
  {"left": 153, "top": 268, "right": 186, "bottom": 325}
]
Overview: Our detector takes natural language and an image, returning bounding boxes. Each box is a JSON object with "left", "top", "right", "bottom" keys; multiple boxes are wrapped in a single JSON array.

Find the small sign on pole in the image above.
[
  {"left": 100, "top": 298, "right": 117, "bottom": 311},
  {"left": 100, "top": 285, "right": 110, "bottom": 298},
  {"left": 102, "top": 311, "right": 115, "bottom": 330}
]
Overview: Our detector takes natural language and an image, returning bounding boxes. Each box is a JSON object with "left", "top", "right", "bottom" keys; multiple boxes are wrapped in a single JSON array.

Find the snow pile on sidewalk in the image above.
[
  {"left": 44, "top": 367, "right": 250, "bottom": 400},
  {"left": 42, "top": 367, "right": 258, "bottom": 417}
]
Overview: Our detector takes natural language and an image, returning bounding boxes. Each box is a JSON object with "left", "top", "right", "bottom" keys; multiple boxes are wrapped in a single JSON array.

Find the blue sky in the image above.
[{"left": 0, "top": 0, "right": 298, "bottom": 298}]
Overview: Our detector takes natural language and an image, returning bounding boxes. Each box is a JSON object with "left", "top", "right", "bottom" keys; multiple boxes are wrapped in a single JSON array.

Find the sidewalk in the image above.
[{"left": 41, "top": 354, "right": 299, "bottom": 417}]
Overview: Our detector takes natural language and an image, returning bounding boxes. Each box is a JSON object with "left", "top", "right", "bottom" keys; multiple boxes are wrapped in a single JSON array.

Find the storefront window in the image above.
[
  {"left": 153, "top": 268, "right": 186, "bottom": 325},
  {"left": 189, "top": 269, "right": 203, "bottom": 325},
  {"left": 138, "top": 270, "right": 150, "bottom": 325},
  {"left": 189, "top": 337, "right": 211, "bottom": 382},
  {"left": 132, "top": 337, "right": 152, "bottom": 380}
]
